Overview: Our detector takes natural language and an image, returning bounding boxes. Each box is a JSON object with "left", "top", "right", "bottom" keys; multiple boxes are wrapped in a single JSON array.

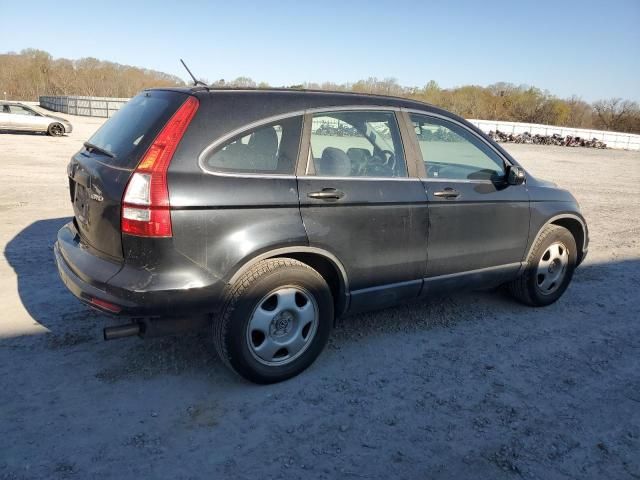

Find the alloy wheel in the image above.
[{"left": 246, "top": 286, "right": 319, "bottom": 366}]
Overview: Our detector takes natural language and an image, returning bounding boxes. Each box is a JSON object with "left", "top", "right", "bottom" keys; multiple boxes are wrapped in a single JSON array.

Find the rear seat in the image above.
[{"left": 207, "top": 126, "right": 279, "bottom": 171}]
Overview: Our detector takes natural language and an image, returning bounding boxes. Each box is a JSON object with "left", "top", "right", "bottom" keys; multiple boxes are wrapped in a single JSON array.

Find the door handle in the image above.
[
  {"left": 308, "top": 188, "right": 345, "bottom": 200},
  {"left": 433, "top": 188, "right": 460, "bottom": 199}
]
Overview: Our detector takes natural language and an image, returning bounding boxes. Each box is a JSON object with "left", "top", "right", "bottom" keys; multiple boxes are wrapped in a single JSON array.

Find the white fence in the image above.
[
  {"left": 39, "top": 95, "right": 129, "bottom": 118},
  {"left": 468, "top": 119, "right": 640, "bottom": 151}
]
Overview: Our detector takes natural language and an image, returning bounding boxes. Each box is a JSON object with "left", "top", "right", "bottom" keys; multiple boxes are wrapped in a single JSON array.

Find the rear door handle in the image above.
[
  {"left": 433, "top": 188, "right": 460, "bottom": 199},
  {"left": 308, "top": 188, "right": 345, "bottom": 200}
]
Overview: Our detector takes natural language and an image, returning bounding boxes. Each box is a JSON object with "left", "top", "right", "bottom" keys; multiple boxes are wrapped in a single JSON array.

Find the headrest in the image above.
[
  {"left": 318, "top": 147, "right": 351, "bottom": 177},
  {"left": 248, "top": 126, "right": 278, "bottom": 158}
]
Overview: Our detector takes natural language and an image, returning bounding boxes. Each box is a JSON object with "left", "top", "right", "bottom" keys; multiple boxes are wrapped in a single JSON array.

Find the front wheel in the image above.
[
  {"left": 508, "top": 225, "right": 577, "bottom": 306},
  {"left": 47, "top": 123, "right": 64, "bottom": 136},
  {"left": 213, "top": 258, "right": 333, "bottom": 384}
]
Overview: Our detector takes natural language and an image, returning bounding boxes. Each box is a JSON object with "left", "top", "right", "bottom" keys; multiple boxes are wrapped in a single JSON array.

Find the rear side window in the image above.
[
  {"left": 86, "top": 91, "right": 187, "bottom": 168},
  {"left": 202, "top": 116, "right": 303, "bottom": 175}
]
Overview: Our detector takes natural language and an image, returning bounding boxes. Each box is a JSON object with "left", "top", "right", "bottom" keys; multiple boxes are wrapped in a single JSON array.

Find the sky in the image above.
[{"left": 1, "top": 0, "right": 638, "bottom": 102}]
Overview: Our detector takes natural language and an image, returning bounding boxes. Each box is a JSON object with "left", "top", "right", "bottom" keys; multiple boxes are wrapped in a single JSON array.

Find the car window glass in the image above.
[
  {"left": 204, "top": 116, "right": 302, "bottom": 175},
  {"left": 9, "top": 105, "right": 35, "bottom": 116},
  {"left": 410, "top": 114, "right": 505, "bottom": 181},
  {"left": 86, "top": 92, "right": 186, "bottom": 168},
  {"left": 309, "top": 111, "right": 406, "bottom": 178}
]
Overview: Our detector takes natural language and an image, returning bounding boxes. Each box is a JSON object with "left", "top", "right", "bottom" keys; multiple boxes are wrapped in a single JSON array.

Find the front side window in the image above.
[
  {"left": 308, "top": 111, "right": 406, "bottom": 178},
  {"left": 203, "top": 116, "right": 303, "bottom": 175},
  {"left": 9, "top": 105, "right": 36, "bottom": 116},
  {"left": 410, "top": 114, "right": 505, "bottom": 181}
]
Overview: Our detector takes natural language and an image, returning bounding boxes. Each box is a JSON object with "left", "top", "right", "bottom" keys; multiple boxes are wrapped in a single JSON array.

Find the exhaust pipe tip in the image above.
[{"left": 103, "top": 323, "right": 141, "bottom": 341}]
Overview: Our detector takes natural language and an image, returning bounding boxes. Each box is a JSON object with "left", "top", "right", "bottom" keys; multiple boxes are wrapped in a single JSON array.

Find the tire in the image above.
[
  {"left": 213, "top": 258, "right": 333, "bottom": 384},
  {"left": 47, "top": 123, "right": 64, "bottom": 136},
  {"left": 508, "top": 225, "right": 577, "bottom": 307}
]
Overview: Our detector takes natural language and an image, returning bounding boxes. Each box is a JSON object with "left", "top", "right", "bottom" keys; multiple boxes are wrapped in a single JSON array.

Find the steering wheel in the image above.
[{"left": 426, "top": 164, "right": 439, "bottom": 177}]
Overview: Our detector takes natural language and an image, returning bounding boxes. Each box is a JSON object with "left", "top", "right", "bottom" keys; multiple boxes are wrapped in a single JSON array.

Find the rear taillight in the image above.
[{"left": 121, "top": 96, "right": 199, "bottom": 237}]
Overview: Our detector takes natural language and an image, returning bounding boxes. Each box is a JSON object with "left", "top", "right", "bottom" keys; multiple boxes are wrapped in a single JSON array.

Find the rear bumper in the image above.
[
  {"left": 55, "top": 241, "right": 134, "bottom": 313},
  {"left": 55, "top": 222, "right": 225, "bottom": 317}
]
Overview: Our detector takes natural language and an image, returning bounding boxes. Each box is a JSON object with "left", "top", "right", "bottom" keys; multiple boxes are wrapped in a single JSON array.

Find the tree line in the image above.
[
  {"left": 294, "top": 79, "right": 640, "bottom": 134},
  {"left": 0, "top": 49, "right": 184, "bottom": 100},
  {"left": 2, "top": 49, "right": 639, "bottom": 134}
]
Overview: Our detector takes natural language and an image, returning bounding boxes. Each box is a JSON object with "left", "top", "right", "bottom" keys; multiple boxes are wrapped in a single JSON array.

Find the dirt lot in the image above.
[{"left": 1, "top": 114, "right": 639, "bottom": 480}]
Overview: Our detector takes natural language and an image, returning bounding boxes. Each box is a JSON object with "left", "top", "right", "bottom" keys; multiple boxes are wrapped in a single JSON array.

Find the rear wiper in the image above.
[{"left": 83, "top": 141, "right": 116, "bottom": 158}]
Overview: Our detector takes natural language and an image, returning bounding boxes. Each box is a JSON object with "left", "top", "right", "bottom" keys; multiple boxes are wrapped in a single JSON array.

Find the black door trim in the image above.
[
  {"left": 421, "top": 262, "right": 523, "bottom": 297},
  {"left": 348, "top": 279, "right": 423, "bottom": 314}
]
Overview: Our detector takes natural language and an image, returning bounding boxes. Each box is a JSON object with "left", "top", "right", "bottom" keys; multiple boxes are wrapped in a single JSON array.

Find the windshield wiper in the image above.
[{"left": 83, "top": 141, "right": 116, "bottom": 158}]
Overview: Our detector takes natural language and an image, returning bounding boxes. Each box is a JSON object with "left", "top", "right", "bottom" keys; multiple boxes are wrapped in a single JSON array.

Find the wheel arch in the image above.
[
  {"left": 228, "top": 246, "right": 350, "bottom": 317},
  {"left": 527, "top": 214, "right": 588, "bottom": 265}
]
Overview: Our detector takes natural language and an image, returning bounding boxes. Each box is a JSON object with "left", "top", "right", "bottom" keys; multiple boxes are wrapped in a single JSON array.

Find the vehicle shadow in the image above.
[
  {"left": 3, "top": 217, "right": 106, "bottom": 335},
  {"left": 3, "top": 217, "right": 640, "bottom": 383},
  {"left": 337, "top": 256, "right": 640, "bottom": 339},
  {"left": 2, "top": 216, "right": 227, "bottom": 385},
  {"left": 4, "top": 219, "right": 640, "bottom": 480},
  {"left": 0, "top": 129, "right": 49, "bottom": 136}
]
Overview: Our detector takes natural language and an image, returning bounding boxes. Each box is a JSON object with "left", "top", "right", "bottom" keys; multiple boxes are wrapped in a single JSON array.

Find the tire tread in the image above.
[
  {"left": 508, "top": 224, "right": 568, "bottom": 306},
  {"left": 212, "top": 258, "right": 321, "bottom": 378}
]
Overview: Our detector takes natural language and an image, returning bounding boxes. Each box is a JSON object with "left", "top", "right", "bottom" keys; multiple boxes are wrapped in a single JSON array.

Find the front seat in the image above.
[
  {"left": 346, "top": 148, "right": 371, "bottom": 176},
  {"left": 316, "top": 147, "right": 351, "bottom": 176}
]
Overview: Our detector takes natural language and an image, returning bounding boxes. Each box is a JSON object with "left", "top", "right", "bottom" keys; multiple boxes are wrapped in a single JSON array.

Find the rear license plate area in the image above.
[{"left": 74, "top": 183, "right": 89, "bottom": 225}]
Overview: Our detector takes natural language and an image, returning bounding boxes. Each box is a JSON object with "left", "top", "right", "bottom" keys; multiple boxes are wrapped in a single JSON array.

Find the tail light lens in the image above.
[
  {"left": 121, "top": 96, "right": 199, "bottom": 237},
  {"left": 88, "top": 297, "right": 122, "bottom": 314}
]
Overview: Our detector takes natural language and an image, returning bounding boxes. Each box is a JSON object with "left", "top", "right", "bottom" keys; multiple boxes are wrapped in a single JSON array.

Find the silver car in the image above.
[{"left": 0, "top": 102, "right": 73, "bottom": 136}]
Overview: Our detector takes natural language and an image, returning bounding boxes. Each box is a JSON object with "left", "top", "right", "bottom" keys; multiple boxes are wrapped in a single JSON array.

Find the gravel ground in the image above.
[{"left": 1, "top": 115, "right": 639, "bottom": 480}]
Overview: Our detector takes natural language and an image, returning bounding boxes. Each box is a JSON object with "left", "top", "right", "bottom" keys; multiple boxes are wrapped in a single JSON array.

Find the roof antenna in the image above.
[{"left": 180, "top": 59, "right": 208, "bottom": 87}]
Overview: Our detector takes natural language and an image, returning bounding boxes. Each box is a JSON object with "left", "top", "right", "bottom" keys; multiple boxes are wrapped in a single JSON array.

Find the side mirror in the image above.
[{"left": 507, "top": 165, "right": 526, "bottom": 185}]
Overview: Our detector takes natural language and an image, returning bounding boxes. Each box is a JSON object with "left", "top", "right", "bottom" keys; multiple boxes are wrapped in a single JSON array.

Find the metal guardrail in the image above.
[{"left": 39, "top": 95, "right": 129, "bottom": 118}]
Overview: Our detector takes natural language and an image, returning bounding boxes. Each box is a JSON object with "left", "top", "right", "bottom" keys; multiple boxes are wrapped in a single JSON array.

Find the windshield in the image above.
[
  {"left": 27, "top": 105, "right": 53, "bottom": 116},
  {"left": 86, "top": 91, "right": 186, "bottom": 168}
]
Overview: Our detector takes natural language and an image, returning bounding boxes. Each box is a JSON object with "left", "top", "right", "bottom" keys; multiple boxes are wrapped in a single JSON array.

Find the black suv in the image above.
[{"left": 55, "top": 88, "right": 588, "bottom": 383}]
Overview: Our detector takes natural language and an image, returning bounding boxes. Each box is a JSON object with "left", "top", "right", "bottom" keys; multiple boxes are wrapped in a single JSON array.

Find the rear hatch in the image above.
[{"left": 68, "top": 90, "right": 190, "bottom": 259}]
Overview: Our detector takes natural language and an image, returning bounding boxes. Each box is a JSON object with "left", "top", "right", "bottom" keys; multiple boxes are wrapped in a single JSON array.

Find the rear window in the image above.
[
  {"left": 86, "top": 91, "right": 187, "bottom": 168},
  {"left": 202, "top": 116, "right": 303, "bottom": 175}
]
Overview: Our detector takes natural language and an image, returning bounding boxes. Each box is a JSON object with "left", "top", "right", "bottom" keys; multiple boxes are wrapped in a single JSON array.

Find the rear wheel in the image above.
[
  {"left": 47, "top": 123, "right": 64, "bottom": 136},
  {"left": 508, "top": 225, "right": 577, "bottom": 306},
  {"left": 213, "top": 258, "right": 333, "bottom": 384}
]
